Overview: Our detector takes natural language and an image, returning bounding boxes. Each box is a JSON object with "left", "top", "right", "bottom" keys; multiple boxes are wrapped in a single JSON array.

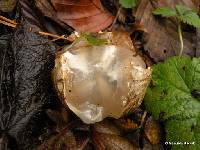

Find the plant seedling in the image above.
[
  {"left": 62, "top": 32, "right": 109, "bottom": 53},
  {"left": 153, "top": 5, "right": 200, "bottom": 57}
]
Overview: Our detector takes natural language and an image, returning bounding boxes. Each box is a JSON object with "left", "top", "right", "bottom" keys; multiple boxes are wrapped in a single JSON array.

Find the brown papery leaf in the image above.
[
  {"left": 35, "top": 126, "right": 89, "bottom": 150},
  {"left": 51, "top": 0, "right": 115, "bottom": 32},
  {"left": 115, "top": 118, "right": 139, "bottom": 131},
  {"left": 92, "top": 120, "right": 140, "bottom": 150},
  {"left": 0, "top": 0, "right": 16, "bottom": 12}
]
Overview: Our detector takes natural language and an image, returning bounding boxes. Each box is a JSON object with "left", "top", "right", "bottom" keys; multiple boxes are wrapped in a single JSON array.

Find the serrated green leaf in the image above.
[
  {"left": 81, "top": 33, "right": 108, "bottom": 46},
  {"left": 175, "top": 5, "right": 200, "bottom": 28},
  {"left": 179, "top": 11, "right": 200, "bottom": 28},
  {"left": 175, "top": 5, "right": 192, "bottom": 15},
  {"left": 144, "top": 56, "right": 200, "bottom": 150},
  {"left": 153, "top": 7, "right": 177, "bottom": 17},
  {"left": 119, "top": 0, "right": 138, "bottom": 8}
]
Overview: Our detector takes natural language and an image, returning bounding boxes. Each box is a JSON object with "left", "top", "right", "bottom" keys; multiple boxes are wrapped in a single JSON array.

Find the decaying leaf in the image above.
[
  {"left": 19, "top": 0, "right": 44, "bottom": 32},
  {"left": 0, "top": 32, "right": 17, "bottom": 150},
  {"left": 135, "top": 0, "right": 198, "bottom": 62},
  {"left": 46, "top": 107, "right": 71, "bottom": 131},
  {"left": 8, "top": 21, "right": 58, "bottom": 149},
  {"left": 114, "top": 108, "right": 145, "bottom": 131},
  {"left": 142, "top": 139, "right": 162, "bottom": 150},
  {"left": 145, "top": 56, "right": 200, "bottom": 150},
  {"left": 0, "top": 0, "right": 16, "bottom": 12},
  {"left": 92, "top": 120, "right": 140, "bottom": 150},
  {"left": 0, "top": 6, "right": 59, "bottom": 148},
  {"left": 144, "top": 117, "right": 161, "bottom": 145},
  {"left": 35, "top": 124, "right": 89, "bottom": 150},
  {"left": 53, "top": 30, "right": 151, "bottom": 124},
  {"left": 49, "top": 0, "right": 114, "bottom": 32},
  {"left": 115, "top": 118, "right": 139, "bottom": 131}
]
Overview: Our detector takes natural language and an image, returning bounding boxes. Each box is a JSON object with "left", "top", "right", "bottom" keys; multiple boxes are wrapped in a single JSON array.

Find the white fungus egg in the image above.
[{"left": 53, "top": 31, "right": 151, "bottom": 124}]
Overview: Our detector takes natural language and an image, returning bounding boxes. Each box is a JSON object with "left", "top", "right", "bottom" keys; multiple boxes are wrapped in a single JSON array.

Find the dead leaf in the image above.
[
  {"left": 115, "top": 118, "right": 139, "bottom": 131},
  {"left": 46, "top": 107, "right": 71, "bottom": 131},
  {"left": 135, "top": 0, "right": 197, "bottom": 62},
  {"left": 192, "top": 0, "right": 200, "bottom": 6},
  {"left": 35, "top": 0, "right": 74, "bottom": 34},
  {"left": 0, "top": 0, "right": 16, "bottom": 12},
  {"left": 51, "top": 0, "right": 115, "bottom": 32},
  {"left": 114, "top": 108, "right": 145, "bottom": 131},
  {"left": 35, "top": 0, "right": 66, "bottom": 28},
  {"left": 93, "top": 120, "right": 121, "bottom": 135},
  {"left": 123, "top": 130, "right": 141, "bottom": 148},
  {"left": 35, "top": 121, "right": 89, "bottom": 150},
  {"left": 142, "top": 139, "right": 163, "bottom": 150},
  {"left": 144, "top": 117, "right": 161, "bottom": 145},
  {"left": 92, "top": 120, "right": 140, "bottom": 150},
  {"left": 19, "top": 0, "right": 44, "bottom": 32},
  {"left": 35, "top": 129, "right": 89, "bottom": 150}
]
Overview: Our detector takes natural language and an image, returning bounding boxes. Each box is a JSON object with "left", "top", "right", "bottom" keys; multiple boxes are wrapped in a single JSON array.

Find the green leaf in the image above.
[
  {"left": 144, "top": 56, "right": 200, "bottom": 150},
  {"left": 119, "top": 0, "right": 138, "bottom": 8},
  {"left": 153, "top": 7, "right": 177, "bottom": 17},
  {"left": 81, "top": 33, "right": 108, "bottom": 46},
  {"left": 175, "top": 5, "right": 192, "bottom": 15},
  {"left": 179, "top": 11, "right": 200, "bottom": 28},
  {"left": 175, "top": 5, "right": 200, "bottom": 28}
]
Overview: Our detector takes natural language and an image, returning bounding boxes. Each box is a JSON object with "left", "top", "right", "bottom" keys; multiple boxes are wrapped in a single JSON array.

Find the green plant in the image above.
[
  {"left": 144, "top": 56, "right": 200, "bottom": 150},
  {"left": 153, "top": 5, "right": 200, "bottom": 57},
  {"left": 62, "top": 33, "right": 108, "bottom": 52},
  {"left": 119, "top": 0, "right": 138, "bottom": 8}
]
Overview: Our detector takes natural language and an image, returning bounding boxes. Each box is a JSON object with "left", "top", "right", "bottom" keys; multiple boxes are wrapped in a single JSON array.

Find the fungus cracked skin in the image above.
[{"left": 53, "top": 31, "right": 151, "bottom": 124}]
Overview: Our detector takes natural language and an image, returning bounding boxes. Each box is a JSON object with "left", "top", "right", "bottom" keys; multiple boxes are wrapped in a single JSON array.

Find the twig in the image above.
[
  {"left": 0, "top": 16, "right": 17, "bottom": 25},
  {"left": 0, "top": 15, "right": 17, "bottom": 28},
  {"left": 38, "top": 31, "right": 68, "bottom": 41},
  {"left": 0, "top": 15, "right": 74, "bottom": 43}
]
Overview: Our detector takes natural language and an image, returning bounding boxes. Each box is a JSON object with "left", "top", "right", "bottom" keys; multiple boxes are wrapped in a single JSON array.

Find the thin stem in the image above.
[
  {"left": 38, "top": 31, "right": 69, "bottom": 41},
  {"left": 178, "top": 22, "right": 184, "bottom": 57},
  {"left": 59, "top": 36, "right": 82, "bottom": 54}
]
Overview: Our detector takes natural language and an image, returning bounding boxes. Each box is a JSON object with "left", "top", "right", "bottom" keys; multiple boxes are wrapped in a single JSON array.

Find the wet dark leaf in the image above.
[
  {"left": 9, "top": 21, "right": 57, "bottom": 149},
  {"left": 0, "top": 14, "right": 58, "bottom": 148},
  {"left": 0, "top": 32, "right": 16, "bottom": 150}
]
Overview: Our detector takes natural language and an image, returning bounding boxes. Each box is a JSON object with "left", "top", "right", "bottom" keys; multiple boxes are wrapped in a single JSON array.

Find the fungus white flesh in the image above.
[{"left": 53, "top": 43, "right": 151, "bottom": 124}]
